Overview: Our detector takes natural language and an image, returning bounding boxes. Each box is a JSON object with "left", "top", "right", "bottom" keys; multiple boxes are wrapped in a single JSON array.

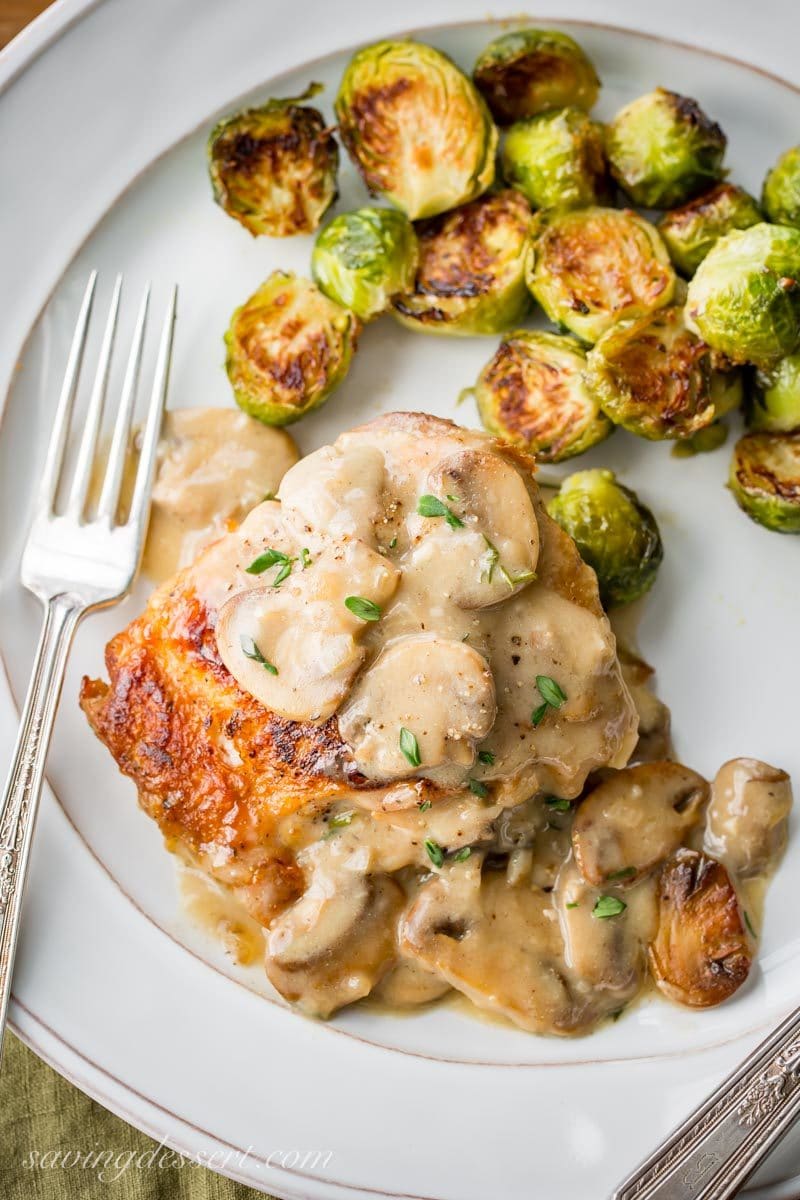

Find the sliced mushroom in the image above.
[
  {"left": 400, "top": 868, "right": 582, "bottom": 1035},
  {"left": 705, "top": 758, "right": 793, "bottom": 879},
  {"left": 265, "top": 873, "right": 404, "bottom": 1017},
  {"left": 648, "top": 848, "right": 752, "bottom": 1008},
  {"left": 572, "top": 762, "right": 709, "bottom": 887},
  {"left": 216, "top": 540, "right": 399, "bottom": 721},
  {"left": 372, "top": 958, "right": 452, "bottom": 1007},
  {"left": 411, "top": 449, "right": 539, "bottom": 609},
  {"left": 338, "top": 634, "right": 496, "bottom": 782},
  {"left": 618, "top": 647, "right": 673, "bottom": 764},
  {"left": 278, "top": 442, "right": 386, "bottom": 548}
]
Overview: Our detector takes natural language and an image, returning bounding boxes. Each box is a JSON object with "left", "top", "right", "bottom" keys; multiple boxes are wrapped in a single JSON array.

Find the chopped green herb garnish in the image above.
[
  {"left": 388, "top": 536, "right": 398, "bottom": 549},
  {"left": 417, "top": 494, "right": 464, "bottom": 529},
  {"left": 544, "top": 796, "right": 571, "bottom": 813},
  {"left": 480, "top": 537, "right": 500, "bottom": 583},
  {"left": 418, "top": 799, "right": 432, "bottom": 813},
  {"left": 300, "top": 548, "right": 312, "bottom": 569},
  {"left": 744, "top": 911, "right": 758, "bottom": 939},
  {"left": 531, "top": 702, "right": 549, "bottom": 727},
  {"left": 424, "top": 839, "right": 445, "bottom": 868},
  {"left": 245, "top": 548, "right": 290, "bottom": 575},
  {"left": 452, "top": 847, "right": 472, "bottom": 863},
  {"left": 566, "top": 901, "right": 580, "bottom": 909},
  {"left": 239, "top": 635, "right": 278, "bottom": 675},
  {"left": 344, "top": 596, "right": 382, "bottom": 622},
  {"left": 478, "top": 750, "right": 495, "bottom": 766},
  {"left": 536, "top": 675, "right": 567, "bottom": 708},
  {"left": 593, "top": 895, "right": 627, "bottom": 920},
  {"left": 272, "top": 560, "right": 293, "bottom": 587},
  {"left": 468, "top": 779, "right": 489, "bottom": 799},
  {"left": 323, "top": 811, "right": 355, "bottom": 838},
  {"left": 399, "top": 727, "right": 421, "bottom": 767},
  {"left": 606, "top": 866, "right": 636, "bottom": 882},
  {"left": 446, "top": 494, "right": 460, "bottom": 503}
]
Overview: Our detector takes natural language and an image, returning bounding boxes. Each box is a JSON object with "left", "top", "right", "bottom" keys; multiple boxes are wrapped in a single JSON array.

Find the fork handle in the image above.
[
  {"left": 613, "top": 1002, "right": 800, "bottom": 1200},
  {"left": 0, "top": 594, "right": 82, "bottom": 1063}
]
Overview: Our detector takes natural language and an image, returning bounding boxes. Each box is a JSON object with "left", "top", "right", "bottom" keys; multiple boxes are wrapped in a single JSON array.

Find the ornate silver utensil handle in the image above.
[{"left": 613, "top": 1004, "right": 800, "bottom": 1200}]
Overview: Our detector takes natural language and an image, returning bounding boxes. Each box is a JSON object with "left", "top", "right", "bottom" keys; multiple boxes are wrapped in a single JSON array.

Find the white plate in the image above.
[{"left": 2, "top": 2, "right": 800, "bottom": 1197}]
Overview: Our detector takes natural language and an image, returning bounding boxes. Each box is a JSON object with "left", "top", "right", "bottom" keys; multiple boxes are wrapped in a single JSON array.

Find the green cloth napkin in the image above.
[{"left": 1, "top": 1034, "right": 273, "bottom": 1199}]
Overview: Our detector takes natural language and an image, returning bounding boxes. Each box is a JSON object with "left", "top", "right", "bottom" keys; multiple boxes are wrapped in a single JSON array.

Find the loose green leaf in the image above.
[
  {"left": 537, "top": 675, "right": 567, "bottom": 708},
  {"left": 417, "top": 493, "right": 464, "bottom": 529},
  {"left": 240, "top": 635, "right": 278, "bottom": 675},
  {"left": 418, "top": 799, "right": 432, "bottom": 813},
  {"left": 593, "top": 895, "right": 627, "bottom": 920},
  {"left": 389, "top": 536, "right": 398, "bottom": 549},
  {"left": 345, "top": 596, "right": 382, "bottom": 622},
  {"left": 425, "top": 839, "right": 445, "bottom": 868},
  {"left": 300, "top": 548, "right": 312, "bottom": 569},
  {"left": 452, "top": 847, "right": 472, "bottom": 863},
  {"left": 468, "top": 779, "right": 489, "bottom": 799},
  {"left": 566, "top": 901, "right": 580, "bottom": 909},
  {"left": 544, "top": 796, "right": 571, "bottom": 813},
  {"left": 531, "top": 702, "right": 549, "bottom": 727},
  {"left": 245, "top": 548, "right": 290, "bottom": 574},
  {"left": 606, "top": 866, "right": 636, "bottom": 881},
  {"left": 480, "top": 537, "right": 500, "bottom": 583},
  {"left": 399, "top": 727, "right": 421, "bottom": 767},
  {"left": 478, "top": 750, "right": 495, "bottom": 766},
  {"left": 323, "top": 811, "right": 355, "bottom": 839},
  {"left": 272, "top": 560, "right": 294, "bottom": 587}
]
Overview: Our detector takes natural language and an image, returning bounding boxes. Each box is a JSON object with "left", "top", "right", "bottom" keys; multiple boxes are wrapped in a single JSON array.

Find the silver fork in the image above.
[{"left": 0, "top": 272, "right": 176, "bottom": 1064}]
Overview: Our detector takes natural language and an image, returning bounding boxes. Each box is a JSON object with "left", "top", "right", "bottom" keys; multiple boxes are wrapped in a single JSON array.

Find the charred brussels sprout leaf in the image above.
[
  {"left": 605, "top": 88, "right": 727, "bottom": 209},
  {"left": 208, "top": 86, "right": 338, "bottom": 237},
  {"left": 312, "top": 207, "right": 418, "bottom": 322},
  {"left": 502, "top": 107, "right": 608, "bottom": 212},
  {"left": 587, "top": 305, "right": 741, "bottom": 441},
  {"left": 749, "top": 354, "right": 800, "bottom": 432},
  {"left": 475, "top": 330, "right": 612, "bottom": 461},
  {"left": 762, "top": 145, "right": 800, "bottom": 230},
  {"left": 658, "top": 183, "right": 763, "bottom": 277},
  {"left": 547, "top": 469, "right": 663, "bottom": 607},
  {"left": 335, "top": 40, "right": 497, "bottom": 220},
  {"left": 729, "top": 432, "right": 800, "bottom": 533},
  {"left": 686, "top": 223, "right": 800, "bottom": 367},
  {"left": 392, "top": 189, "right": 532, "bottom": 336},
  {"left": 527, "top": 206, "right": 675, "bottom": 343},
  {"left": 224, "top": 271, "right": 360, "bottom": 426},
  {"left": 473, "top": 28, "right": 600, "bottom": 125}
]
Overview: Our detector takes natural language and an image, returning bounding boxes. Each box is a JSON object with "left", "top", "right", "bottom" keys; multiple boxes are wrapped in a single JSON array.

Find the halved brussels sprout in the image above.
[
  {"left": 587, "top": 306, "right": 741, "bottom": 440},
  {"left": 474, "top": 330, "right": 612, "bottom": 461},
  {"left": 473, "top": 28, "right": 600, "bottom": 125},
  {"left": 501, "top": 107, "right": 608, "bottom": 212},
  {"left": 208, "top": 86, "right": 338, "bottom": 237},
  {"left": 749, "top": 354, "right": 800, "bottom": 432},
  {"left": 547, "top": 469, "right": 663, "bottom": 607},
  {"left": 762, "top": 145, "right": 800, "bottom": 230},
  {"left": 335, "top": 40, "right": 497, "bottom": 220},
  {"left": 527, "top": 206, "right": 675, "bottom": 343},
  {"left": 686, "top": 223, "right": 800, "bottom": 367},
  {"left": 605, "top": 88, "right": 727, "bottom": 209},
  {"left": 224, "top": 271, "right": 360, "bottom": 426},
  {"left": 658, "top": 183, "right": 763, "bottom": 276},
  {"left": 729, "top": 431, "right": 800, "bottom": 533},
  {"left": 392, "top": 189, "right": 531, "bottom": 336},
  {"left": 311, "top": 207, "right": 418, "bottom": 322}
]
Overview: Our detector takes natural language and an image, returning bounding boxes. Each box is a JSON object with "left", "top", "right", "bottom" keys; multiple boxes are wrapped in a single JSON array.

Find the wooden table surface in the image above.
[{"left": 1, "top": 0, "right": 53, "bottom": 49}]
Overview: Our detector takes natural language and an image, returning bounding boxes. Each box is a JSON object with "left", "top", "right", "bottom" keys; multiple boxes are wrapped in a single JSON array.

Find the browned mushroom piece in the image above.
[
  {"left": 648, "top": 848, "right": 752, "bottom": 1008},
  {"left": 265, "top": 873, "right": 404, "bottom": 1017},
  {"left": 705, "top": 758, "right": 793, "bottom": 879},
  {"left": 572, "top": 762, "right": 708, "bottom": 887},
  {"left": 617, "top": 647, "right": 673, "bottom": 764}
]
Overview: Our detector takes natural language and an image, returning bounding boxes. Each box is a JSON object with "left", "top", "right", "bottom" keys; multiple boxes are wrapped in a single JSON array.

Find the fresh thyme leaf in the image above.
[
  {"left": 536, "top": 675, "right": 567, "bottom": 708},
  {"left": 446, "top": 494, "right": 460, "bottom": 503},
  {"left": 300, "top": 548, "right": 312, "bottom": 569},
  {"left": 389, "top": 536, "right": 398, "bottom": 549},
  {"left": 418, "top": 799, "right": 432, "bottom": 813},
  {"left": 481, "top": 536, "right": 500, "bottom": 583},
  {"left": 566, "top": 901, "right": 579, "bottom": 909},
  {"left": 417, "top": 493, "right": 464, "bottom": 529},
  {"left": 399, "top": 727, "right": 421, "bottom": 767},
  {"left": 245, "top": 548, "right": 290, "bottom": 574},
  {"left": 531, "top": 702, "right": 549, "bottom": 727},
  {"left": 452, "top": 847, "right": 472, "bottom": 863},
  {"left": 593, "top": 895, "right": 627, "bottom": 920},
  {"left": 424, "top": 839, "right": 445, "bottom": 868},
  {"left": 544, "top": 796, "right": 571, "bottom": 813},
  {"left": 239, "top": 635, "right": 278, "bottom": 675},
  {"left": 329, "top": 811, "right": 354, "bottom": 829},
  {"left": 744, "top": 910, "right": 757, "bottom": 938},
  {"left": 468, "top": 779, "right": 488, "bottom": 799},
  {"left": 606, "top": 866, "right": 636, "bottom": 881},
  {"left": 345, "top": 596, "right": 382, "bottom": 622},
  {"left": 478, "top": 750, "right": 495, "bottom": 766},
  {"left": 272, "top": 560, "right": 293, "bottom": 587}
]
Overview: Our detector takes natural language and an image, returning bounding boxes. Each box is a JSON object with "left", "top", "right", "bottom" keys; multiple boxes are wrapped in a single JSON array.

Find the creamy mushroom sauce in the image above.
[{"left": 159, "top": 413, "right": 790, "bottom": 1034}]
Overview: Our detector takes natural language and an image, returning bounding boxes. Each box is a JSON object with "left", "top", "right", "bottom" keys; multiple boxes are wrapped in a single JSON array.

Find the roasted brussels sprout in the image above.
[
  {"left": 686, "top": 223, "right": 800, "bottom": 367},
  {"left": 749, "top": 354, "right": 800, "bottom": 432},
  {"left": 473, "top": 28, "right": 600, "bottom": 125},
  {"left": 335, "top": 40, "right": 497, "bottom": 220},
  {"left": 527, "top": 206, "right": 675, "bottom": 343},
  {"left": 225, "top": 271, "right": 360, "bottom": 426},
  {"left": 605, "top": 88, "right": 726, "bottom": 209},
  {"left": 207, "top": 86, "right": 338, "bottom": 237},
  {"left": 501, "top": 107, "right": 608, "bottom": 211},
  {"left": 547, "top": 469, "right": 663, "bottom": 607},
  {"left": 474, "top": 330, "right": 612, "bottom": 461},
  {"left": 392, "top": 189, "right": 531, "bottom": 336},
  {"left": 729, "top": 431, "right": 800, "bottom": 533},
  {"left": 587, "top": 305, "right": 741, "bottom": 440},
  {"left": 658, "top": 183, "right": 763, "bottom": 276},
  {"left": 311, "top": 207, "right": 418, "bottom": 322},
  {"left": 762, "top": 145, "right": 800, "bottom": 230}
]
